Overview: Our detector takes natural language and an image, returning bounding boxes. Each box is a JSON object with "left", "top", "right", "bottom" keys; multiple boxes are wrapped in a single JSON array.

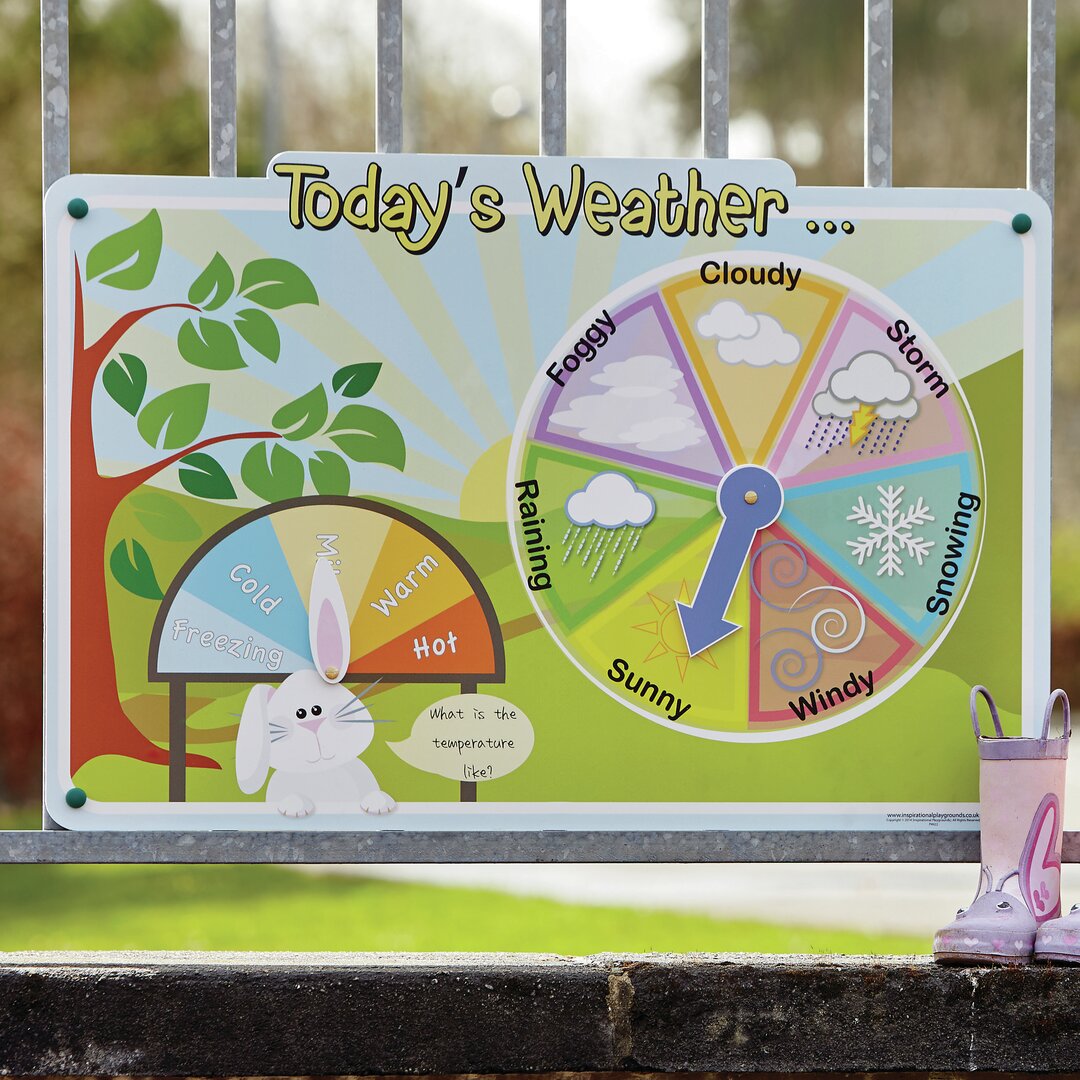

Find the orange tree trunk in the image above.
[{"left": 67, "top": 270, "right": 221, "bottom": 776}]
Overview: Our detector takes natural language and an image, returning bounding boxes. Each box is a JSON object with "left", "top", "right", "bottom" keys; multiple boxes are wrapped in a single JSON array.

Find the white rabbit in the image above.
[{"left": 235, "top": 557, "right": 396, "bottom": 818}]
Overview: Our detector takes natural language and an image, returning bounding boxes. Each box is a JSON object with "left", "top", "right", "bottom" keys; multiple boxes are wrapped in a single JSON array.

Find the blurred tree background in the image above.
[{"left": 1, "top": 0, "right": 1077, "bottom": 802}]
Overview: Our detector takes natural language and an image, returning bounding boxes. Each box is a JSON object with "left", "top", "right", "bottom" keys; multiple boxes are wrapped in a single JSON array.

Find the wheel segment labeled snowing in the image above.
[{"left": 510, "top": 255, "right": 984, "bottom": 740}]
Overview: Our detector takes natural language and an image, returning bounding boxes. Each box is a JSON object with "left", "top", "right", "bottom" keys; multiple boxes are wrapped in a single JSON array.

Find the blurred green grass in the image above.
[
  {"left": 0, "top": 808, "right": 928, "bottom": 955},
  {"left": 0, "top": 863, "right": 928, "bottom": 955}
]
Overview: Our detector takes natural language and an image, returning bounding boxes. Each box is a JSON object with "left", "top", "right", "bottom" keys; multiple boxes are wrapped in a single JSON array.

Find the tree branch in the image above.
[
  {"left": 76, "top": 256, "right": 199, "bottom": 367},
  {"left": 113, "top": 430, "right": 282, "bottom": 494}
]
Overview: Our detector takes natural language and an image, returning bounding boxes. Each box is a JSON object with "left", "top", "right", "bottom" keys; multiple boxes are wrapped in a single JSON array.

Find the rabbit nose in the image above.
[{"left": 298, "top": 715, "right": 324, "bottom": 734}]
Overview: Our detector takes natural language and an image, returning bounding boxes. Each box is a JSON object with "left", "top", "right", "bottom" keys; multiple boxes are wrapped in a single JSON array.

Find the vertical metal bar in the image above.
[
  {"left": 702, "top": 0, "right": 729, "bottom": 158},
  {"left": 41, "top": 0, "right": 69, "bottom": 831},
  {"left": 209, "top": 0, "right": 238, "bottom": 177},
  {"left": 41, "top": 0, "right": 70, "bottom": 191},
  {"left": 377, "top": 0, "right": 403, "bottom": 153},
  {"left": 864, "top": 0, "right": 893, "bottom": 187},
  {"left": 261, "top": 0, "right": 282, "bottom": 169},
  {"left": 540, "top": 0, "right": 566, "bottom": 155},
  {"left": 1028, "top": 0, "right": 1055, "bottom": 212}
]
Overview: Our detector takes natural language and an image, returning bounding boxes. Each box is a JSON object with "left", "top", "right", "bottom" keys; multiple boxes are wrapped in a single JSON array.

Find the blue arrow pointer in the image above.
[{"left": 677, "top": 464, "right": 784, "bottom": 656}]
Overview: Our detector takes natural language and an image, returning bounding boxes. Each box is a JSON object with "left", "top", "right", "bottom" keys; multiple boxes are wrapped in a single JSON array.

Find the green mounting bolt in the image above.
[
  {"left": 65, "top": 786, "right": 87, "bottom": 808},
  {"left": 67, "top": 197, "right": 89, "bottom": 219},
  {"left": 1012, "top": 212, "right": 1032, "bottom": 234}
]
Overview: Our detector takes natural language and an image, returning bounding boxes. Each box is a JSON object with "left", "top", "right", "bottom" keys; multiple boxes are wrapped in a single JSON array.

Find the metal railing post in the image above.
[
  {"left": 41, "top": 0, "right": 69, "bottom": 192},
  {"left": 864, "top": 0, "right": 893, "bottom": 186},
  {"left": 540, "top": 0, "right": 566, "bottom": 156},
  {"left": 702, "top": 0, "right": 729, "bottom": 158},
  {"left": 1028, "top": 0, "right": 1055, "bottom": 212},
  {"left": 377, "top": 0, "right": 404, "bottom": 153},
  {"left": 40, "top": 0, "right": 70, "bottom": 831},
  {"left": 209, "top": 0, "right": 238, "bottom": 176}
]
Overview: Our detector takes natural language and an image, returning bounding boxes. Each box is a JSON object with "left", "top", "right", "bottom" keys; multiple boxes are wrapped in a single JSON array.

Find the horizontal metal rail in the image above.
[{"left": 0, "top": 828, "right": 1030, "bottom": 863}]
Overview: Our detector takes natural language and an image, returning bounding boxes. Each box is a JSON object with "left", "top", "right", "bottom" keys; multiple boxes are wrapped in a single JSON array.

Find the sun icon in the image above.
[{"left": 633, "top": 582, "right": 719, "bottom": 681}]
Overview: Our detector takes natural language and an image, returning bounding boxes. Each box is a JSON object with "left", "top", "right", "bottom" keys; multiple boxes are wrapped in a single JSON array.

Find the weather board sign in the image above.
[{"left": 43, "top": 154, "right": 1049, "bottom": 833}]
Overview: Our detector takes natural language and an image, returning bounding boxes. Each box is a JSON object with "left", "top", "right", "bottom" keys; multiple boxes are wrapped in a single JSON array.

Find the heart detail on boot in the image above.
[{"left": 1019, "top": 792, "right": 1062, "bottom": 924}]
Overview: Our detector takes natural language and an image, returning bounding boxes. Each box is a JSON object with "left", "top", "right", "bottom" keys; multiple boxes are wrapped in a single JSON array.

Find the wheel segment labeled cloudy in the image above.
[{"left": 512, "top": 257, "right": 984, "bottom": 739}]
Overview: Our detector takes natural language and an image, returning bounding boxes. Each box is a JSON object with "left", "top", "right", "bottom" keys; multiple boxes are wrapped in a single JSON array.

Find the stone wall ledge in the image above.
[{"left": 1, "top": 951, "right": 1077, "bottom": 1075}]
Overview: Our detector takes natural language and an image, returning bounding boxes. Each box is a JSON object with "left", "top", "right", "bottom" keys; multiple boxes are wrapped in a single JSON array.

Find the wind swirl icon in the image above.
[{"left": 752, "top": 541, "right": 867, "bottom": 693}]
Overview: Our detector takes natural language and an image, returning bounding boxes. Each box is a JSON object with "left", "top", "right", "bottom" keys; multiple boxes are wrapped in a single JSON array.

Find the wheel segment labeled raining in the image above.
[{"left": 509, "top": 255, "right": 983, "bottom": 740}]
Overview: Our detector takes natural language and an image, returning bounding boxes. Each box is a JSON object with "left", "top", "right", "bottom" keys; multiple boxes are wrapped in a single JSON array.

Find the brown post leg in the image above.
[
  {"left": 460, "top": 679, "right": 478, "bottom": 803},
  {"left": 169, "top": 679, "right": 187, "bottom": 802}
]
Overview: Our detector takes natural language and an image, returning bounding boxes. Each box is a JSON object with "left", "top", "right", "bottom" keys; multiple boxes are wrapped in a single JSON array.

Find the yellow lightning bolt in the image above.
[{"left": 849, "top": 403, "right": 877, "bottom": 445}]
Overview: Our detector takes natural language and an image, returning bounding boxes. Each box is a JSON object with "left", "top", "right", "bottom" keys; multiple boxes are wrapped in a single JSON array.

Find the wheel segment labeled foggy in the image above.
[
  {"left": 549, "top": 353, "right": 707, "bottom": 453},
  {"left": 562, "top": 471, "right": 656, "bottom": 581}
]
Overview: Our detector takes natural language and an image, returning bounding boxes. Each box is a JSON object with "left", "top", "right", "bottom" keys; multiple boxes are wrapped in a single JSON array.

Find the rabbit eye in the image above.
[
  {"left": 997, "top": 900, "right": 1011, "bottom": 910},
  {"left": 311, "top": 704, "right": 322, "bottom": 716},
  {"left": 295, "top": 708, "right": 307, "bottom": 720}
]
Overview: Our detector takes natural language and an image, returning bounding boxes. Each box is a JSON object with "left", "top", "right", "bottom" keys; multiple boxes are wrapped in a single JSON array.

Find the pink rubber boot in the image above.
[{"left": 934, "top": 687, "right": 1069, "bottom": 965}]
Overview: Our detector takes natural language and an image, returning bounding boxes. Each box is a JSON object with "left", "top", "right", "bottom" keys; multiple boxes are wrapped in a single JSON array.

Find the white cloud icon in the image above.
[
  {"left": 813, "top": 351, "right": 918, "bottom": 420},
  {"left": 813, "top": 390, "right": 918, "bottom": 421},
  {"left": 550, "top": 353, "right": 706, "bottom": 453},
  {"left": 696, "top": 299, "right": 801, "bottom": 367},
  {"left": 565, "top": 472, "right": 656, "bottom": 529},
  {"left": 590, "top": 353, "right": 685, "bottom": 393}
]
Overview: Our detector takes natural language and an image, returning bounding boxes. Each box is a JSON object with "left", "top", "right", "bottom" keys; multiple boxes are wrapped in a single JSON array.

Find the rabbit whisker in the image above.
[
  {"left": 335, "top": 705, "right": 371, "bottom": 720},
  {"left": 336, "top": 679, "right": 383, "bottom": 714},
  {"left": 270, "top": 733, "right": 289, "bottom": 743},
  {"left": 338, "top": 716, "right": 394, "bottom": 723}
]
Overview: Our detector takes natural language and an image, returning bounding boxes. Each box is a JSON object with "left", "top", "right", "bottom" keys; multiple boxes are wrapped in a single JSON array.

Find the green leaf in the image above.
[
  {"left": 102, "top": 352, "right": 147, "bottom": 415},
  {"left": 238, "top": 258, "right": 319, "bottom": 309},
  {"left": 332, "top": 362, "right": 381, "bottom": 399},
  {"left": 234, "top": 308, "right": 280, "bottom": 362},
  {"left": 178, "top": 452, "right": 237, "bottom": 500},
  {"left": 241, "top": 442, "right": 305, "bottom": 502},
  {"left": 86, "top": 210, "right": 163, "bottom": 290},
  {"left": 326, "top": 404, "right": 406, "bottom": 471},
  {"left": 308, "top": 450, "right": 351, "bottom": 496},
  {"left": 177, "top": 317, "right": 246, "bottom": 370},
  {"left": 272, "top": 384, "right": 328, "bottom": 442},
  {"left": 129, "top": 491, "right": 202, "bottom": 542},
  {"left": 137, "top": 384, "right": 210, "bottom": 450},
  {"left": 109, "top": 539, "right": 163, "bottom": 600},
  {"left": 188, "top": 252, "right": 234, "bottom": 310}
]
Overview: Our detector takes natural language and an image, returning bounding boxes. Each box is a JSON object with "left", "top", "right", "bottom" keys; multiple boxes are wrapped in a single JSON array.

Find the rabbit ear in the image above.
[
  {"left": 310, "top": 557, "right": 350, "bottom": 684},
  {"left": 236, "top": 684, "right": 273, "bottom": 794}
]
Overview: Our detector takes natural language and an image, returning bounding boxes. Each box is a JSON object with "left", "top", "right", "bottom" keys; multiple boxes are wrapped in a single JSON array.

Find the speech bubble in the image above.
[{"left": 388, "top": 693, "right": 533, "bottom": 783}]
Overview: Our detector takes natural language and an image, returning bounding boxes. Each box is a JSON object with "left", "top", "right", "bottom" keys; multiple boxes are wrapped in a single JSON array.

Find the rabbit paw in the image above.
[
  {"left": 360, "top": 789, "right": 396, "bottom": 815},
  {"left": 277, "top": 793, "right": 315, "bottom": 818}
]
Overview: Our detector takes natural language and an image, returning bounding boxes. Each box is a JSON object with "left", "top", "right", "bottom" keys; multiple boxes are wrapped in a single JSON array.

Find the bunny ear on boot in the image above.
[{"left": 935, "top": 687, "right": 1070, "bottom": 966}]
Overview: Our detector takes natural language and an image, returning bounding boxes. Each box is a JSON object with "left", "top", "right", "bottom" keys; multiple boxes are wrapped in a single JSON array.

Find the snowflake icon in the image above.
[{"left": 846, "top": 484, "right": 935, "bottom": 577}]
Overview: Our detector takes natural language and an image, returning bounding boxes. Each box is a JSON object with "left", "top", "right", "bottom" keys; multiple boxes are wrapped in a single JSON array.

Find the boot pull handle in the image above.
[
  {"left": 970, "top": 685, "right": 1003, "bottom": 739},
  {"left": 1041, "top": 689, "right": 1071, "bottom": 748}
]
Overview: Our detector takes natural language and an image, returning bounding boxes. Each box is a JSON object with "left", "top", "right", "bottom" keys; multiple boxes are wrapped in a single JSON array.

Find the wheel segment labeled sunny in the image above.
[{"left": 510, "top": 254, "right": 985, "bottom": 740}]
